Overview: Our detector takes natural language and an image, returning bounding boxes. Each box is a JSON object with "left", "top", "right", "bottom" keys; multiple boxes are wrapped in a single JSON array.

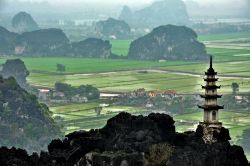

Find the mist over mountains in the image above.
[
  {"left": 185, "top": 0, "right": 250, "bottom": 18},
  {"left": 0, "top": 0, "right": 249, "bottom": 22}
]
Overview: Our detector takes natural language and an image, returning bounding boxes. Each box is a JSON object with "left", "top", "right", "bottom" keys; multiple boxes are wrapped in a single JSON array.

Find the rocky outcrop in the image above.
[
  {"left": 0, "top": 77, "right": 62, "bottom": 153},
  {"left": 95, "top": 18, "right": 131, "bottom": 39},
  {"left": 0, "top": 26, "right": 113, "bottom": 58},
  {"left": 119, "top": 0, "right": 189, "bottom": 27},
  {"left": 15, "top": 28, "right": 70, "bottom": 56},
  {"left": 72, "top": 38, "right": 112, "bottom": 58},
  {"left": 0, "top": 112, "right": 248, "bottom": 166},
  {"left": 12, "top": 11, "right": 39, "bottom": 33},
  {"left": 128, "top": 25, "right": 209, "bottom": 61},
  {"left": 0, "top": 59, "right": 29, "bottom": 90}
]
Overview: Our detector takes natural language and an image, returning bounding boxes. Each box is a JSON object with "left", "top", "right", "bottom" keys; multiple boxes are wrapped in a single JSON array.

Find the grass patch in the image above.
[
  {"left": 0, "top": 57, "right": 191, "bottom": 73},
  {"left": 111, "top": 40, "right": 131, "bottom": 56}
]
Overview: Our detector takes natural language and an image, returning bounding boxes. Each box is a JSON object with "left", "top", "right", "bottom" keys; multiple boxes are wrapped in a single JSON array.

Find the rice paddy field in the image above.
[{"left": 50, "top": 102, "right": 149, "bottom": 133}]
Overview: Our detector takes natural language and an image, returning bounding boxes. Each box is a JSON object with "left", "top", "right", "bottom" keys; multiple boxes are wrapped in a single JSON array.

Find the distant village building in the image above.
[
  {"left": 122, "top": 88, "right": 177, "bottom": 99},
  {"left": 38, "top": 88, "right": 89, "bottom": 104},
  {"left": 234, "top": 95, "right": 248, "bottom": 104},
  {"left": 71, "top": 95, "right": 88, "bottom": 103},
  {"left": 146, "top": 101, "right": 154, "bottom": 108},
  {"left": 134, "top": 88, "right": 146, "bottom": 97},
  {"left": 198, "top": 56, "right": 224, "bottom": 144},
  {"left": 148, "top": 91, "right": 157, "bottom": 98},
  {"left": 38, "top": 89, "right": 50, "bottom": 102}
]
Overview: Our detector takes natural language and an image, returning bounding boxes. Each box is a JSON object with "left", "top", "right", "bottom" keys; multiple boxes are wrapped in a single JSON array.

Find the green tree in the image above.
[
  {"left": 56, "top": 64, "right": 66, "bottom": 72},
  {"left": 231, "top": 82, "right": 239, "bottom": 94}
]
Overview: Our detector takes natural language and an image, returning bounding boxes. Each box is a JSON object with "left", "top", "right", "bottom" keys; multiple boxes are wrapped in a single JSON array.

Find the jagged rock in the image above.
[
  {"left": 77, "top": 151, "right": 145, "bottom": 166},
  {"left": 196, "top": 125, "right": 231, "bottom": 144},
  {"left": 0, "top": 112, "right": 249, "bottom": 166},
  {"left": 128, "top": 25, "right": 209, "bottom": 61},
  {"left": 119, "top": 0, "right": 189, "bottom": 27},
  {"left": 95, "top": 18, "right": 131, "bottom": 40},
  {"left": 12, "top": 11, "right": 39, "bottom": 33}
]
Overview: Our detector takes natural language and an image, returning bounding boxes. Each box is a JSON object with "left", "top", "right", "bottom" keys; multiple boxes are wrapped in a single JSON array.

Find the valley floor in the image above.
[{"left": 1, "top": 31, "right": 250, "bottom": 160}]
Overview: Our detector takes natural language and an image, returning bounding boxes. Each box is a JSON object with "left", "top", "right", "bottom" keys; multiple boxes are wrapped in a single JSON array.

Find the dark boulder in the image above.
[{"left": 77, "top": 151, "right": 145, "bottom": 166}]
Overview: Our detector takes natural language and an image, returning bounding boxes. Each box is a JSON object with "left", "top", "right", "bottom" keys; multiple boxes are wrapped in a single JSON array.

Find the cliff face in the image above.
[
  {"left": 0, "top": 112, "right": 248, "bottom": 166},
  {"left": 128, "top": 25, "right": 209, "bottom": 61},
  {"left": 119, "top": 0, "right": 189, "bottom": 28},
  {"left": 0, "top": 77, "right": 62, "bottom": 153}
]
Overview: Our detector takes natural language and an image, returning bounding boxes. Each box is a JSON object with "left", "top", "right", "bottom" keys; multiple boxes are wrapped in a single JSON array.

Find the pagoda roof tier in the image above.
[
  {"left": 205, "top": 71, "right": 217, "bottom": 75},
  {"left": 200, "top": 94, "right": 222, "bottom": 99},
  {"left": 204, "top": 78, "right": 218, "bottom": 82},
  {"left": 198, "top": 105, "right": 224, "bottom": 110},
  {"left": 202, "top": 85, "right": 221, "bottom": 89}
]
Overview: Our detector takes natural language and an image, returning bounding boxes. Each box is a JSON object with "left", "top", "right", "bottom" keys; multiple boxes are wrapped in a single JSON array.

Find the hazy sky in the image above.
[
  {"left": 1, "top": 0, "right": 248, "bottom": 9},
  {"left": 13, "top": 0, "right": 154, "bottom": 7},
  {"left": 1, "top": 0, "right": 249, "bottom": 18},
  {"left": 4, "top": 0, "right": 247, "bottom": 6}
]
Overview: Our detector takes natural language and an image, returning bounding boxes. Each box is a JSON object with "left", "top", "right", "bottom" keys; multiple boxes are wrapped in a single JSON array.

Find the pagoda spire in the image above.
[{"left": 210, "top": 56, "right": 213, "bottom": 69}]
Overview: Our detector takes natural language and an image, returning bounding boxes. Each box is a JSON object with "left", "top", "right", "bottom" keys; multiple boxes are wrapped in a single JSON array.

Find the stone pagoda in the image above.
[{"left": 198, "top": 56, "right": 224, "bottom": 143}]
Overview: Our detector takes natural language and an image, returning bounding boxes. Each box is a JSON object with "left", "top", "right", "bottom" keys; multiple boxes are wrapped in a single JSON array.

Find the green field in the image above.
[
  {"left": 0, "top": 57, "right": 191, "bottom": 73},
  {"left": 51, "top": 102, "right": 148, "bottom": 133},
  {"left": 110, "top": 40, "right": 131, "bottom": 56},
  {"left": 28, "top": 70, "right": 250, "bottom": 93}
]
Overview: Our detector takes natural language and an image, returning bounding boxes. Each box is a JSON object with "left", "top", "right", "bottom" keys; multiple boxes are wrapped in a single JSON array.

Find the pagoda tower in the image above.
[{"left": 198, "top": 56, "right": 224, "bottom": 143}]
